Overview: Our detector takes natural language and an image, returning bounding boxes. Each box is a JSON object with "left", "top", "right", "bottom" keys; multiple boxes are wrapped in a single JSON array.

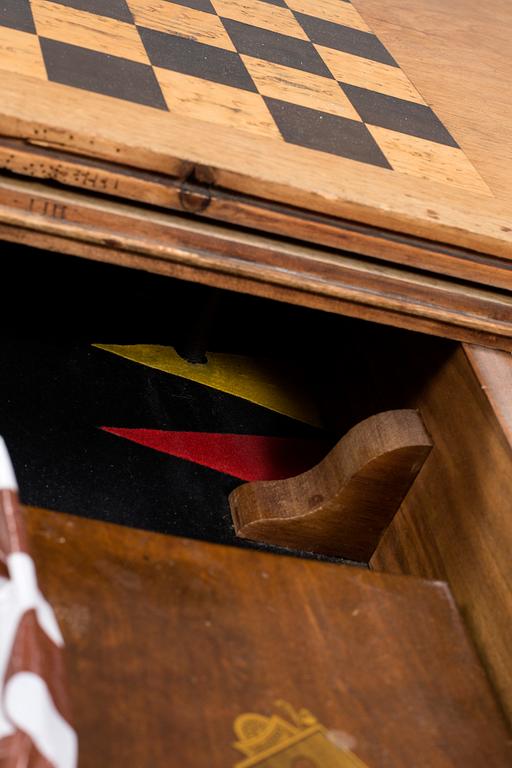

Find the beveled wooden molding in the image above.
[
  {"left": 229, "top": 410, "right": 432, "bottom": 562},
  {"left": 1, "top": 136, "right": 511, "bottom": 291},
  {"left": 1, "top": 176, "right": 511, "bottom": 351}
]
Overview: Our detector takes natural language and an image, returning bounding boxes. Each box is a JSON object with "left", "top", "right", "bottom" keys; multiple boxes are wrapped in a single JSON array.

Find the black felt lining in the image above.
[
  {"left": 0, "top": 244, "right": 357, "bottom": 562},
  {"left": 1, "top": 243, "right": 445, "bottom": 564},
  {"left": 1, "top": 337, "right": 318, "bottom": 542}
]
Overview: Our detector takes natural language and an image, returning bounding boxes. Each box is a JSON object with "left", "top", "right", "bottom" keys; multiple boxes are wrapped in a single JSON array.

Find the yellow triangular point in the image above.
[{"left": 93, "top": 344, "right": 323, "bottom": 428}]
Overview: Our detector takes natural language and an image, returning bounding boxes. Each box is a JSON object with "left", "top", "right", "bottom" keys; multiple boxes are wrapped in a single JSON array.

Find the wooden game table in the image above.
[
  {"left": 0, "top": 0, "right": 511, "bottom": 765},
  {"left": 0, "top": 0, "right": 511, "bottom": 348}
]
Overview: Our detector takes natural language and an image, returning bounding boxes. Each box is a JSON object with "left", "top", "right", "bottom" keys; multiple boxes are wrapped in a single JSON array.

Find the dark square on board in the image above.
[
  {"left": 294, "top": 12, "right": 398, "bottom": 67},
  {"left": 40, "top": 38, "right": 169, "bottom": 110},
  {"left": 341, "top": 83, "right": 459, "bottom": 147},
  {"left": 0, "top": 0, "right": 35, "bottom": 33},
  {"left": 222, "top": 18, "right": 333, "bottom": 78},
  {"left": 166, "top": 0, "right": 216, "bottom": 13},
  {"left": 265, "top": 97, "right": 392, "bottom": 168},
  {"left": 139, "top": 26, "right": 258, "bottom": 91}
]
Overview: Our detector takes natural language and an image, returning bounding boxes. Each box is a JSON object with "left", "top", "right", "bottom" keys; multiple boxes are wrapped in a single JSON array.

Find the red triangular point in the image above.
[{"left": 100, "top": 427, "right": 330, "bottom": 482}]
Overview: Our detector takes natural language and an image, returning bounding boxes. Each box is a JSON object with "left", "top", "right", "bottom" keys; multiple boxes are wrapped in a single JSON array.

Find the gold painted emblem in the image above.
[{"left": 232, "top": 701, "right": 369, "bottom": 767}]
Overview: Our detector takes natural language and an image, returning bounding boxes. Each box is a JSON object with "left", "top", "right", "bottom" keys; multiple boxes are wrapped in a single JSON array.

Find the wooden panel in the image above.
[
  {"left": 25, "top": 506, "right": 512, "bottom": 767},
  {"left": 464, "top": 345, "right": 512, "bottom": 445},
  {"left": 353, "top": 0, "right": 512, "bottom": 200},
  {"left": 0, "top": 176, "right": 510, "bottom": 351},
  {"left": 371, "top": 345, "right": 512, "bottom": 724}
]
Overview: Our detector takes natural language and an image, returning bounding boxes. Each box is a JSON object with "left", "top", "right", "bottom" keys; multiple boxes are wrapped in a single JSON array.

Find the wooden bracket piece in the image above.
[{"left": 229, "top": 410, "right": 432, "bottom": 562}]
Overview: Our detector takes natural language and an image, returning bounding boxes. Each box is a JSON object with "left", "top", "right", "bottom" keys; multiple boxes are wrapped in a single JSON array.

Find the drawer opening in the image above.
[{"left": 1, "top": 242, "right": 454, "bottom": 564}]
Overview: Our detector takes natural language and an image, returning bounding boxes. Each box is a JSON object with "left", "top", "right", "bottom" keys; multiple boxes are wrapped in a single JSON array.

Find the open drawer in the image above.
[{"left": 1, "top": 241, "right": 511, "bottom": 735}]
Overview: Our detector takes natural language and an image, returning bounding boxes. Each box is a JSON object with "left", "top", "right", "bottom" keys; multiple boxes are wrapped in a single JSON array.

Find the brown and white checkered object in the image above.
[
  {"left": 0, "top": 437, "right": 77, "bottom": 768},
  {"left": 0, "top": 0, "right": 489, "bottom": 194}
]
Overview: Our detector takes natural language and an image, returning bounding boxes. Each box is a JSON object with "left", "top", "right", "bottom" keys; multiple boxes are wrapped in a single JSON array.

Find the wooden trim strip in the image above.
[
  {"left": 0, "top": 176, "right": 510, "bottom": 350},
  {"left": 370, "top": 344, "right": 512, "bottom": 723},
  {"left": 1, "top": 137, "right": 511, "bottom": 290},
  {"left": 463, "top": 344, "right": 512, "bottom": 447}
]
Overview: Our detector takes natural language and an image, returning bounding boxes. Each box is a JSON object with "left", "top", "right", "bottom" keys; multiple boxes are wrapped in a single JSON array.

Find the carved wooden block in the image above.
[{"left": 230, "top": 410, "right": 432, "bottom": 561}]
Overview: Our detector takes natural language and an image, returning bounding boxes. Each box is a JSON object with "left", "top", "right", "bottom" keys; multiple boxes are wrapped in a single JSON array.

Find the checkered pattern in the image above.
[{"left": 0, "top": 0, "right": 489, "bottom": 192}]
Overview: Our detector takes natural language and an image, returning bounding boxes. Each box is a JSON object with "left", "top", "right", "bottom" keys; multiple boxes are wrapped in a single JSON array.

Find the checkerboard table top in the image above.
[
  {"left": 0, "top": 0, "right": 490, "bottom": 191},
  {"left": 0, "top": 0, "right": 511, "bottom": 265}
]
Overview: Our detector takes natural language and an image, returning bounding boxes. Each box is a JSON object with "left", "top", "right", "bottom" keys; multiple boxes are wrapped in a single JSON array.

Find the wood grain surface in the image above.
[
  {"left": 25, "top": 506, "right": 512, "bottom": 767},
  {"left": 0, "top": 0, "right": 491, "bottom": 197},
  {"left": 230, "top": 410, "right": 432, "bottom": 561},
  {"left": 1, "top": 67, "right": 511, "bottom": 262},
  {"left": 464, "top": 345, "right": 512, "bottom": 446},
  {"left": 0, "top": 176, "right": 511, "bottom": 351},
  {"left": 0, "top": 136, "right": 510, "bottom": 292},
  {"left": 354, "top": 0, "right": 512, "bottom": 200},
  {"left": 371, "top": 344, "right": 512, "bottom": 725}
]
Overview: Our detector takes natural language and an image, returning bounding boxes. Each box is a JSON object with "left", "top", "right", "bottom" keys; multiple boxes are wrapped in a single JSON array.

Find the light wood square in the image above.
[
  {"left": 0, "top": 25, "right": 46, "bottom": 79},
  {"left": 317, "top": 45, "right": 426, "bottom": 105},
  {"left": 242, "top": 55, "right": 361, "bottom": 121},
  {"left": 155, "top": 68, "right": 281, "bottom": 139},
  {"left": 368, "top": 125, "right": 492, "bottom": 195},
  {"left": 287, "top": 0, "right": 371, "bottom": 32},
  {"left": 211, "top": 0, "right": 308, "bottom": 39},
  {"left": 31, "top": 0, "right": 150, "bottom": 63},
  {"left": 127, "top": 0, "right": 236, "bottom": 50}
]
